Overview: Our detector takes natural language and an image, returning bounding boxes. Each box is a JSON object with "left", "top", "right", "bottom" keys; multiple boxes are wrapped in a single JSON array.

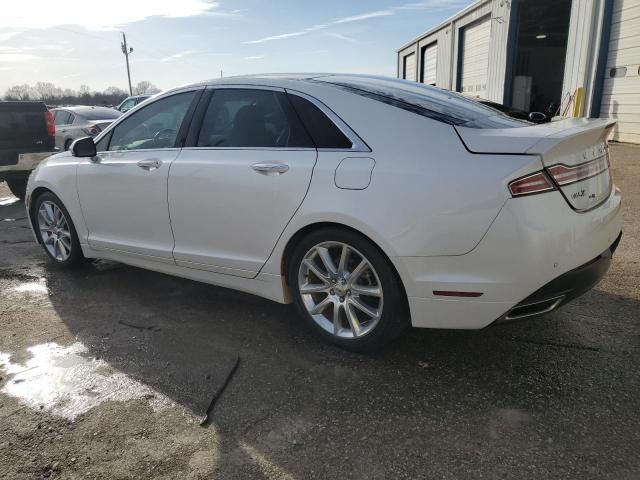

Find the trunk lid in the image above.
[{"left": 455, "top": 118, "right": 615, "bottom": 211}]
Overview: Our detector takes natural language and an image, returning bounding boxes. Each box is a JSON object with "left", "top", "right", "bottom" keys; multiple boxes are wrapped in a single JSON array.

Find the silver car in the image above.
[{"left": 52, "top": 106, "right": 121, "bottom": 150}]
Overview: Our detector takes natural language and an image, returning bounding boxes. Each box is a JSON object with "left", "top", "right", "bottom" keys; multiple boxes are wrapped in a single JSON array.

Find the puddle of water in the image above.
[
  {"left": 0, "top": 342, "right": 174, "bottom": 420},
  {"left": 14, "top": 278, "right": 48, "bottom": 294},
  {"left": 0, "top": 196, "right": 19, "bottom": 206}
]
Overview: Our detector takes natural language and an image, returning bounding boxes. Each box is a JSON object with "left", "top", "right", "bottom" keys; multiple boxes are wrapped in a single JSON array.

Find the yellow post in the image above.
[{"left": 573, "top": 87, "right": 584, "bottom": 117}]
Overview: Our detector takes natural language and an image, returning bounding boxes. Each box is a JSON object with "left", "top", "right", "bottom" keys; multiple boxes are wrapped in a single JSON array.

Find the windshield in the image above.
[
  {"left": 80, "top": 109, "right": 121, "bottom": 121},
  {"left": 315, "top": 75, "right": 529, "bottom": 128}
]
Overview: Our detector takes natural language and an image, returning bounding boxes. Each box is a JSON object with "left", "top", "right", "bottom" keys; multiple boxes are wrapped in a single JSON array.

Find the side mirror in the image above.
[
  {"left": 529, "top": 111, "right": 547, "bottom": 123},
  {"left": 71, "top": 136, "right": 97, "bottom": 158}
]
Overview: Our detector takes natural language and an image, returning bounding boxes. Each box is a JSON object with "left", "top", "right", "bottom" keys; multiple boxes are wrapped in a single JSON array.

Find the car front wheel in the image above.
[
  {"left": 33, "top": 192, "right": 85, "bottom": 268},
  {"left": 289, "top": 228, "right": 409, "bottom": 351}
]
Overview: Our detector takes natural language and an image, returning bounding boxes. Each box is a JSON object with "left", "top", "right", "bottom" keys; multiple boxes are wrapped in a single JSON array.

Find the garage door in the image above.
[
  {"left": 403, "top": 52, "right": 416, "bottom": 81},
  {"left": 459, "top": 16, "right": 491, "bottom": 99},
  {"left": 422, "top": 42, "right": 438, "bottom": 85},
  {"left": 600, "top": 0, "right": 640, "bottom": 143}
]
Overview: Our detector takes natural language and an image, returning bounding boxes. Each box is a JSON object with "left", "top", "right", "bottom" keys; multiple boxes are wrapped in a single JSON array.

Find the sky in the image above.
[{"left": 0, "top": 0, "right": 469, "bottom": 94}]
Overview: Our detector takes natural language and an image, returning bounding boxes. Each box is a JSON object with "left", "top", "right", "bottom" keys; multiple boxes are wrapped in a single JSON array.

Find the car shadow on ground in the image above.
[
  {"left": 2, "top": 187, "right": 639, "bottom": 476},
  {"left": 21, "top": 258, "right": 635, "bottom": 477}
]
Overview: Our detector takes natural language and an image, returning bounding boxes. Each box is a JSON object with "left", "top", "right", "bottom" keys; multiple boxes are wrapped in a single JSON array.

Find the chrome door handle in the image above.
[
  {"left": 137, "top": 159, "right": 162, "bottom": 170},
  {"left": 251, "top": 162, "right": 289, "bottom": 176}
]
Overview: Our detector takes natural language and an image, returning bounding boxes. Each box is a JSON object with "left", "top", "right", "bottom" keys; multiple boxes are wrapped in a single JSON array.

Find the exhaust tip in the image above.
[{"left": 504, "top": 295, "right": 565, "bottom": 321}]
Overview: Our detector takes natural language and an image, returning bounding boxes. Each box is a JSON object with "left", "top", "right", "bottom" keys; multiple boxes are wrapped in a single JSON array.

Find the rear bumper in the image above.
[
  {"left": 394, "top": 187, "right": 622, "bottom": 329},
  {"left": 0, "top": 151, "right": 56, "bottom": 181},
  {"left": 498, "top": 232, "right": 621, "bottom": 322}
]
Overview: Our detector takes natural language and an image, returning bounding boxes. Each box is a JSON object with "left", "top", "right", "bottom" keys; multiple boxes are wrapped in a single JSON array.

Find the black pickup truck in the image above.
[{"left": 0, "top": 101, "right": 57, "bottom": 199}]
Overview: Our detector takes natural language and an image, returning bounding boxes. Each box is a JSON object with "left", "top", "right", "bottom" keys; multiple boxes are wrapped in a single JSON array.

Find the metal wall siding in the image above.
[
  {"left": 562, "top": 0, "right": 601, "bottom": 115},
  {"left": 486, "top": 0, "right": 512, "bottom": 103},
  {"left": 600, "top": 0, "right": 640, "bottom": 143}
]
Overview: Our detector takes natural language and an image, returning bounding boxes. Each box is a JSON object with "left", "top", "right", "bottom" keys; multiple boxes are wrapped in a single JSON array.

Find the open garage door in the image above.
[
  {"left": 459, "top": 16, "right": 490, "bottom": 99},
  {"left": 600, "top": 0, "right": 640, "bottom": 143}
]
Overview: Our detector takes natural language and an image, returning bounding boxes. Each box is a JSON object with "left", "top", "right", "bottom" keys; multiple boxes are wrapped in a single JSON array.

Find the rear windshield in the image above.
[
  {"left": 77, "top": 109, "right": 121, "bottom": 121},
  {"left": 314, "top": 76, "right": 528, "bottom": 129}
]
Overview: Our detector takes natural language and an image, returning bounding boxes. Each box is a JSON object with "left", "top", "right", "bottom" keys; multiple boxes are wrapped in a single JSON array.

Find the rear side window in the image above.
[
  {"left": 287, "top": 94, "right": 352, "bottom": 149},
  {"left": 54, "top": 111, "right": 71, "bottom": 125},
  {"left": 196, "top": 89, "right": 313, "bottom": 148}
]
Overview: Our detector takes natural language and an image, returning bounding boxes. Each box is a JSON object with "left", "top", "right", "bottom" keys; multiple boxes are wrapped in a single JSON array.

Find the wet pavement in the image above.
[{"left": 0, "top": 143, "right": 639, "bottom": 479}]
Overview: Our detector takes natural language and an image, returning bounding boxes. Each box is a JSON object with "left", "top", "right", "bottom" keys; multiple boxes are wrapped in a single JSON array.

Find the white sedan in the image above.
[{"left": 25, "top": 75, "right": 623, "bottom": 351}]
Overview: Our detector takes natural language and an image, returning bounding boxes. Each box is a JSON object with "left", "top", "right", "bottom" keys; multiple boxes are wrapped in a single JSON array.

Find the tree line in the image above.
[{"left": 3, "top": 81, "right": 161, "bottom": 107}]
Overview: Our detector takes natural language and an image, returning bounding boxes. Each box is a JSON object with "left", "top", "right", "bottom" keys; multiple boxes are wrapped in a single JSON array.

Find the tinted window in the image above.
[
  {"left": 196, "top": 89, "right": 312, "bottom": 148},
  {"left": 95, "top": 131, "right": 112, "bottom": 152},
  {"left": 119, "top": 99, "right": 135, "bottom": 112},
  {"left": 315, "top": 76, "right": 528, "bottom": 128},
  {"left": 54, "top": 111, "right": 71, "bottom": 125},
  {"left": 80, "top": 110, "right": 121, "bottom": 121},
  {"left": 288, "top": 94, "right": 352, "bottom": 149},
  {"left": 67, "top": 113, "right": 75, "bottom": 124},
  {"left": 109, "top": 92, "right": 195, "bottom": 151}
]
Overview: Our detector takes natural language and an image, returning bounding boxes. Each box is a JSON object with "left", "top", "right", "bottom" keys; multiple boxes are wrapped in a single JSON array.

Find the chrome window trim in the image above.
[
  {"left": 180, "top": 147, "right": 317, "bottom": 152},
  {"left": 285, "top": 89, "right": 371, "bottom": 153}
]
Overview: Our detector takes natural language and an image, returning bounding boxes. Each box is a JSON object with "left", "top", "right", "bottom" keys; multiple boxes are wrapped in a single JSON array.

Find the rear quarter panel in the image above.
[{"left": 263, "top": 84, "right": 544, "bottom": 275}]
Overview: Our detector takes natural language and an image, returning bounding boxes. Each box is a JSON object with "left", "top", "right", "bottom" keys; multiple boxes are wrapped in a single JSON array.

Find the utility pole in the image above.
[{"left": 121, "top": 32, "right": 133, "bottom": 96}]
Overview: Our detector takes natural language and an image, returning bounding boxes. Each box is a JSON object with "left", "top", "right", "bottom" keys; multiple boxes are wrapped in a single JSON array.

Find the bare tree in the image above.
[
  {"left": 104, "top": 86, "right": 128, "bottom": 96},
  {"left": 35, "top": 82, "right": 62, "bottom": 103},
  {"left": 133, "top": 81, "right": 160, "bottom": 95},
  {"left": 4, "top": 84, "right": 36, "bottom": 101}
]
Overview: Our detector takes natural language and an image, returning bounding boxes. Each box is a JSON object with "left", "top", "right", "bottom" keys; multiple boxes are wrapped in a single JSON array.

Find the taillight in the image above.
[
  {"left": 82, "top": 126, "right": 100, "bottom": 136},
  {"left": 508, "top": 171, "right": 556, "bottom": 197},
  {"left": 44, "top": 111, "right": 55, "bottom": 137},
  {"left": 546, "top": 154, "right": 609, "bottom": 186}
]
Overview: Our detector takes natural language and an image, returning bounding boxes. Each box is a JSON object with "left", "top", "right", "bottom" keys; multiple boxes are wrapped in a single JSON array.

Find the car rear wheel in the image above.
[
  {"left": 288, "top": 227, "right": 409, "bottom": 351},
  {"left": 33, "top": 192, "right": 85, "bottom": 268}
]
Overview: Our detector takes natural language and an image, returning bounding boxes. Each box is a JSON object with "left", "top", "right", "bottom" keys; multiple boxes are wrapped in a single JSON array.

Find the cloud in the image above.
[
  {"left": 245, "top": 55, "right": 265, "bottom": 60},
  {"left": 0, "top": 53, "right": 39, "bottom": 62},
  {"left": 0, "top": 0, "right": 235, "bottom": 30},
  {"left": 244, "top": 24, "right": 327, "bottom": 44},
  {"left": 159, "top": 50, "right": 195, "bottom": 62},
  {"left": 244, "top": 0, "right": 462, "bottom": 44},
  {"left": 0, "top": 31, "right": 21, "bottom": 42},
  {"left": 324, "top": 32, "right": 359, "bottom": 43},
  {"left": 333, "top": 10, "right": 394, "bottom": 24}
]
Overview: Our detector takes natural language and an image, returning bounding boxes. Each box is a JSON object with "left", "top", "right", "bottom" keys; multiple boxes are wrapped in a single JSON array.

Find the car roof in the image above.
[{"left": 54, "top": 106, "right": 119, "bottom": 115}]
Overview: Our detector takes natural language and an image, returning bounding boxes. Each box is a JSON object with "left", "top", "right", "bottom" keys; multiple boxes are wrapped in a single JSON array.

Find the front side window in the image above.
[
  {"left": 196, "top": 89, "right": 312, "bottom": 148},
  {"left": 109, "top": 92, "right": 195, "bottom": 151}
]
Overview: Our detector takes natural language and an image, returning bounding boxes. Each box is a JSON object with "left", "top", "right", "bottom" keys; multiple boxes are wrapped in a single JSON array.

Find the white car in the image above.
[{"left": 25, "top": 75, "right": 623, "bottom": 351}]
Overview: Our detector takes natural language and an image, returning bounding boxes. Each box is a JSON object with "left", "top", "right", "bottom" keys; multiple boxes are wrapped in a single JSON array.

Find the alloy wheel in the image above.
[
  {"left": 298, "top": 241, "right": 383, "bottom": 338},
  {"left": 37, "top": 201, "right": 72, "bottom": 261}
]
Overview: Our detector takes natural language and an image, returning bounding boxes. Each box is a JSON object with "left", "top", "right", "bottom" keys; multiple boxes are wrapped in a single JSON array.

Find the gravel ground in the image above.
[{"left": 0, "top": 143, "right": 638, "bottom": 479}]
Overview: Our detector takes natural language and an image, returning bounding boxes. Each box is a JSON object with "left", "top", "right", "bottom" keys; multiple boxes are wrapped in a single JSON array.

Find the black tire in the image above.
[
  {"left": 32, "top": 191, "right": 86, "bottom": 268},
  {"left": 6, "top": 179, "right": 27, "bottom": 200},
  {"left": 288, "top": 227, "right": 409, "bottom": 352},
  {"left": 64, "top": 139, "right": 73, "bottom": 151}
]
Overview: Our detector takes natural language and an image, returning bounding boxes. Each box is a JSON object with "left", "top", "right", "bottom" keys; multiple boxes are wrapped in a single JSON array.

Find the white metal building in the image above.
[{"left": 397, "top": 0, "right": 640, "bottom": 143}]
